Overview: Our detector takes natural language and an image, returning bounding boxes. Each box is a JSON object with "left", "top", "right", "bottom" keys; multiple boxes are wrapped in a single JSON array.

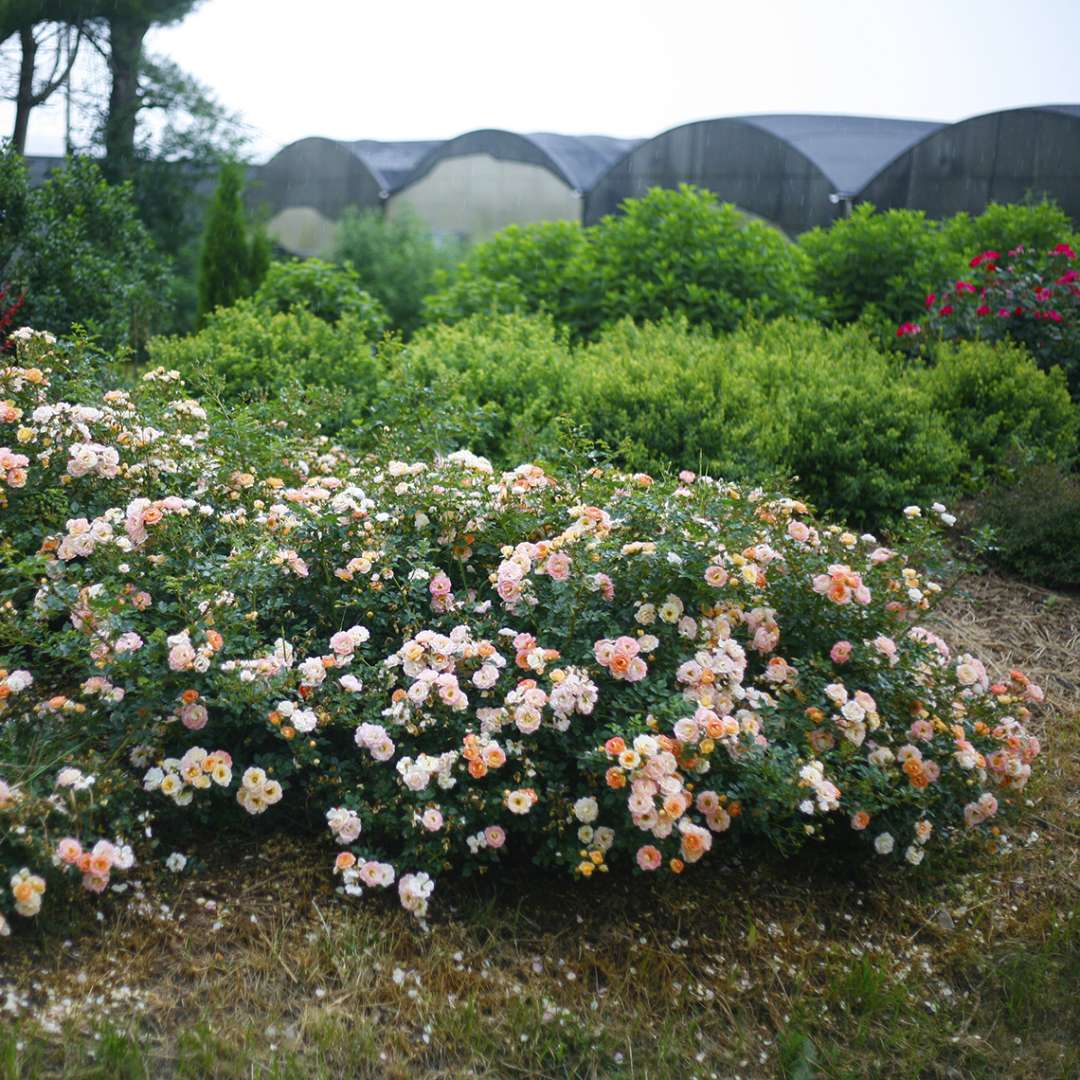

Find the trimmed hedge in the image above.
[{"left": 384, "top": 315, "right": 1078, "bottom": 528}]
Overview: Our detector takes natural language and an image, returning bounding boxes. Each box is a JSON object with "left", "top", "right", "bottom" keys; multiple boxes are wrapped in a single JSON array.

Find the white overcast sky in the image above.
[{"left": 5, "top": 0, "right": 1080, "bottom": 162}]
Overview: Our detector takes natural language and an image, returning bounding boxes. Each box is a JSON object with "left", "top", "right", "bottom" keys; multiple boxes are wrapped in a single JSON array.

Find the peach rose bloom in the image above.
[
  {"left": 828, "top": 581, "right": 852, "bottom": 604},
  {"left": 82, "top": 873, "right": 108, "bottom": 893},
  {"left": 57, "top": 837, "right": 83, "bottom": 864},
  {"left": 11, "top": 879, "right": 34, "bottom": 904},
  {"left": 705, "top": 565, "right": 729, "bottom": 587},
  {"left": 636, "top": 845, "right": 662, "bottom": 871},
  {"left": 787, "top": 520, "right": 810, "bottom": 542}
]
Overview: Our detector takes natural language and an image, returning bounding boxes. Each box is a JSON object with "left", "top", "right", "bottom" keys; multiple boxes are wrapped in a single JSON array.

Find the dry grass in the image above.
[{"left": 1, "top": 573, "right": 1078, "bottom": 1080}]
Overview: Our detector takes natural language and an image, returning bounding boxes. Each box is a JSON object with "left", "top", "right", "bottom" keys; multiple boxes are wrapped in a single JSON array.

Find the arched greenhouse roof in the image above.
[
  {"left": 255, "top": 136, "right": 385, "bottom": 219},
  {"left": 856, "top": 105, "right": 1080, "bottom": 222},
  {"left": 733, "top": 114, "right": 943, "bottom": 195},
  {"left": 584, "top": 114, "right": 941, "bottom": 234},
  {"left": 344, "top": 140, "right": 444, "bottom": 193},
  {"left": 399, "top": 129, "right": 642, "bottom": 195}
]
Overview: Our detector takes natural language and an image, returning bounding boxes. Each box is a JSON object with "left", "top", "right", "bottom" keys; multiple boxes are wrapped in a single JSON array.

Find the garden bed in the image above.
[{"left": 1, "top": 573, "right": 1076, "bottom": 1080}]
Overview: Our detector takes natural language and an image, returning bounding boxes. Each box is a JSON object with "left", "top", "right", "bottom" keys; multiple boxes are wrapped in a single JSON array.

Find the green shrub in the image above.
[
  {"left": 197, "top": 161, "right": 260, "bottom": 324},
  {"left": 799, "top": 203, "right": 962, "bottom": 328},
  {"left": 389, "top": 315, "right": 964, "bottom": 528},
  {"left": 916, "top": 340, "right": 1079, "bottom": 479},
  {"left": 588, "top": 186, "right": 819, "bottom": 335},
  {"left": 421, "top": 221, "right": 592, "bottom": 336},
  {"left": 913, "top": 243, "right": 1080, "bottom": 401},
  {"left": 4, "top": 153, "right": 171, "bottom": 351},
  {"left": 422, "top": 187, "right": 817, "bottom": 340},
  {"left": 562, "top": 320, "right": 961, "bottom": 527},
  {"left": 973, "top": 461, "right": 1080, "bottom": 588},
  {"left": 336, "top": 207, "right": 465, "bottom": 336},
  {"left": 392, "top": 313, "right": 573, "bottom": 461},
  {"left": 941, "top": 199, "right": 1078, "bottom": 264},
  {"left": 253, "top": 258, "right": 387, "bottom": 333},
  {"left": 564, "top": 318, "right": 740, "bottom": 473},
  {"left": 147, "top": 299, "right": 379, "bottom": 427},
  {"left": 709, "top": 321, "right": 962, "bottom": 527}
]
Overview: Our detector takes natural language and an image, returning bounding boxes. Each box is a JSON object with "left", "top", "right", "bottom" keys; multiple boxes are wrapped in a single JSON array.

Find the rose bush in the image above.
[
  {"left": 899, "top": 242, "right": 1080, "bottom": 399},
  {"left": 0, "top": 330, "right": 1043, "bottom": 933}
]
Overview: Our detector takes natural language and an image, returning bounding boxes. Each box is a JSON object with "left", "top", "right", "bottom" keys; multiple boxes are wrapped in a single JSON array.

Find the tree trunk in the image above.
[
  {"left": 12, "top": 26, "right": 37, "bottom": 154},
  {"left": 103, "top": 15, "right": 149, "bottom": 183}
]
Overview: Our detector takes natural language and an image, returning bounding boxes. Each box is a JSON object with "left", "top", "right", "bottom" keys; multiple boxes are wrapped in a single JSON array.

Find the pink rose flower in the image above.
[
  {"left": 830, "top": 640, "right": 852, "bottom": 664},
  {"left": 636, "top": 844, "right": 662, "bottom": 871}
]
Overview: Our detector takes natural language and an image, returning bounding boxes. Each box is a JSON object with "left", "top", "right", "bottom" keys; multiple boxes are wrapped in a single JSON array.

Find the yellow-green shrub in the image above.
[
  {"left": 916, "top": 340, "right": 1078, "bottom": 478},
  {"left": 566, "top": 319, "right": 962, "bottom": 526},
  {"left": 147, "top": 299, "right": 380, "bottom": 429},
  {"left": 392, "top": 314, "right": 574, "bottom": 461}
]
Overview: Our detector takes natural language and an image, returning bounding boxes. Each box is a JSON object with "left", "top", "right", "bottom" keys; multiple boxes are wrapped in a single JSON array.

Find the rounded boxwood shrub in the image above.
[
  {"left": 565, "top": 317, "right": 741, "bottom": 472},
  {"left": 389, "top": 313, "right": 574, "bottom": 462},
  {"left": 916, "top": 340, "right": 1078, "bottom": 480},
  {"left": 588, "top": 185, "right": 819, "bottom": 335},
  {"left": 713, "top": 321, "right": 963, "bottom": 528},
  {"left": 253, "top": 257, "right": 387, "bottom": 332},
  {"left": 563, "top": 319, "right": 961, "bottom": 528},
  {"left": 421, "top": 221, "right": 592, "bottom": 337},
  {"left": 147, "top": 298, "right": 380, "bottom": 425}
]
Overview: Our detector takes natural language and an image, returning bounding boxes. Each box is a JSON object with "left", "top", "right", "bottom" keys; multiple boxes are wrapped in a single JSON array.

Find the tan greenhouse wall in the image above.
[
  {"left": 266, "top": 206, "right": 339, "bottom": 258},
  {"left": 387, "top": 154, "right": 581, "bottom": 240}
]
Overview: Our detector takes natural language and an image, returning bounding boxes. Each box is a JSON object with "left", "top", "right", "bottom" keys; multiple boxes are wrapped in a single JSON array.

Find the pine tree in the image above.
[{"left": 196, "top": 160, "right": 250, "bottom": 324}]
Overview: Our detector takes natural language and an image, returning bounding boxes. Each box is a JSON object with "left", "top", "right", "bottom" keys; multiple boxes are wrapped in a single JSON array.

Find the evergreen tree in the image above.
[
  {"left": 247, "top": 218, "right": 272, "bottom": 293},
  {"left": 196, "top": 160, "right": 250, "bottom": 323}
]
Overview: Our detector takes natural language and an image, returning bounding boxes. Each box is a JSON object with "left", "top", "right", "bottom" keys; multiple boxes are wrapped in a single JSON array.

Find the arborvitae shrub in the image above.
[{"left": 197, "top": 161, "right": 255, "bottom": 323}]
